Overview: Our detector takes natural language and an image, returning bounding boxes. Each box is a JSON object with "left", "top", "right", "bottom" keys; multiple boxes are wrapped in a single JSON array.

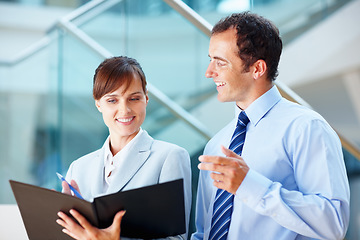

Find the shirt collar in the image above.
[
  {"left": 103, "top": 128, "right": 144, "bottom": 165},
  {"left": 239, "top": 85, "right": 282, "bottom": 127},
  {"left": 104, "top": 136, "right": 111, "bottom": 163}
]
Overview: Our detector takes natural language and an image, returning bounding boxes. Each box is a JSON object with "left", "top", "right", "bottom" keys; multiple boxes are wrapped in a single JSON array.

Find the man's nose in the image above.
[{"left": 205, "top": 61, "right": 217, "bottom": 78}]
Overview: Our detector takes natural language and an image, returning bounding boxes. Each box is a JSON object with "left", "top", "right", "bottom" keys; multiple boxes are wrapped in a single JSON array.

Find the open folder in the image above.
[{"left": 10, "top": 179, "right": 185, "bottom": 240}]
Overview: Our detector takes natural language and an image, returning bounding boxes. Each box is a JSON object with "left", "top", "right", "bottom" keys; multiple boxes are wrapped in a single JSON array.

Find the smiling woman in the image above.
[
  {"left": 94, "top": 57, "right": 149, "bottom": 153},
  {"left": 56, "top": 56, "right": 192, "bottom": 240}
]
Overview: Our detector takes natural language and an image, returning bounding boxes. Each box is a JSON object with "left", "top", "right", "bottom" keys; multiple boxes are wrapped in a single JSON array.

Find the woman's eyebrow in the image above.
[{"left": 130, "top": 91, "right": 143, "bottom": 95}]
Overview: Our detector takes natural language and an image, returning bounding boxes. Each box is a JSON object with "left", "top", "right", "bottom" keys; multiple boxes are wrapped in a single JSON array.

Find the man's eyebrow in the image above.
[{"left": 209, "top": 54, "right": 229, "bottom": 63}]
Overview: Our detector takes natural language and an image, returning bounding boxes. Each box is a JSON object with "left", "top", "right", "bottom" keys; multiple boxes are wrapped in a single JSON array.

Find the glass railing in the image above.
[
  {"left": 0, "top": 0, "right": 211, "bottom": 204},
  {"left": 74, "top": 0, "right": 214, "bottom": 108},
  {"left": 0, "top": 33, "right": 61, "bottom": 202},
  {"left": 52, "top": 18, "right": 211, "bottom": 183},
  {"left": 1, "top": 1, "right": 359, "bottom": 237}
]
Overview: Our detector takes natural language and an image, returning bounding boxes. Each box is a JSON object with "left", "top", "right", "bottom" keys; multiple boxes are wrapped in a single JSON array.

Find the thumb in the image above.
[
  {"left": 112, "top": 210, "right": 126, "bottom": 230},
  {"left": 221, "top": 145, "right": 239, "bottom": 158}
]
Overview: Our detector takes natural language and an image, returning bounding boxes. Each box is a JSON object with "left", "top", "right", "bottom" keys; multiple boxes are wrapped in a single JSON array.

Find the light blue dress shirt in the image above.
[{"left": 191, "top": 86, "right": 350, "bottom": 240}]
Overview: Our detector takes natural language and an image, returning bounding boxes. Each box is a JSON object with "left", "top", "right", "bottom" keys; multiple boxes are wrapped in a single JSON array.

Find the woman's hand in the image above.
[
  {"left": 62, "top": 180, "right": 82, "bottom": 197},
  {"left": 56, "top": 209, "right": 126, "bottom": 240}
]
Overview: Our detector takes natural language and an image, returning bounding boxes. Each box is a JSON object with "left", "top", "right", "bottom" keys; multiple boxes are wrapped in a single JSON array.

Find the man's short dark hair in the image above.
[{"left": 212, "top": 12, "right": 282, "bottom": 81}]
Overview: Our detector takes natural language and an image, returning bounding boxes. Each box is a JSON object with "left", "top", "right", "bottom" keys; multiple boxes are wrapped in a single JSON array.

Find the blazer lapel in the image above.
[
  {"left": 89, "top": 142, "right": 107, "bottom": 199},
  {"left": 106, "top": 131, "right": 153, "bottom": 194}
]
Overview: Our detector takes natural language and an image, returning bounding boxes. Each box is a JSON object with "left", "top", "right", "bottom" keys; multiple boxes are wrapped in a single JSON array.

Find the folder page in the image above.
[
  {"left": 94, "top": 179, "right": 186, "bottom": 238},
  {"left": 9, "top": 180, "right": 97, "bottom": 240},
  {"left": 10, "top": 178, "right": 185, "bottom": 239}
]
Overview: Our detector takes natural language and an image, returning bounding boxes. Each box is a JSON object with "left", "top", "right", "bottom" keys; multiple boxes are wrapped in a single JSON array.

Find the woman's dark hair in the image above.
[
  {"left": 93, "top": 56, "right": 147, "bottom": 100},
  {"left": 212, "top": 12, "right": 282, "bottom": 81}
]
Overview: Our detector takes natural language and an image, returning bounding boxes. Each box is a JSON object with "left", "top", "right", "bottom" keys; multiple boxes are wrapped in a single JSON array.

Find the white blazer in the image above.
[{"left": 65, "top": 130, "right": 192, "bottom": 240}]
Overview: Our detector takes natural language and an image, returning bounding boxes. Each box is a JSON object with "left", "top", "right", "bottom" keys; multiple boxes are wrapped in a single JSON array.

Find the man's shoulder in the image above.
[
  {"left": 272, "top": 98, "right": 335, "bottom": 137},
  {"left": 276, "top": 98, "right": 325, "bottom": 121}
]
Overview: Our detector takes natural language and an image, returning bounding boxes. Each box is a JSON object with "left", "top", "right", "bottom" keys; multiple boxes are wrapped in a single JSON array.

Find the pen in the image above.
[{"left": 56, "top": 172, "right": 84, "bottom": 200}]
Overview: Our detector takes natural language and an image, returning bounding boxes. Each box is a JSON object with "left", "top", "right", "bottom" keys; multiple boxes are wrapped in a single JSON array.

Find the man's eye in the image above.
[
  {"left": 130, "top": 98, "right": 140, "bottom": 101},
  {"left": 217, "top": 61, "right": 225, "bottom": 67}
]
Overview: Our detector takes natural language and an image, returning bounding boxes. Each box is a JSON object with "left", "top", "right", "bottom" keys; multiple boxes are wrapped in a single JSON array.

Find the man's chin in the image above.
[{"left": 217, "top": 95, "right": 230, "bottom": 103}]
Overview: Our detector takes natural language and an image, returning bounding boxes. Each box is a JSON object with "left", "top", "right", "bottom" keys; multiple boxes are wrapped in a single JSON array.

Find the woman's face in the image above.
[{"left": 95, "top": 75, "right": 148, "bottom": 144}]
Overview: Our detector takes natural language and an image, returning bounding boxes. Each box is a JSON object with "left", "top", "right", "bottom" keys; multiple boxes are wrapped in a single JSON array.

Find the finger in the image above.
[
  {"left": 70, "top": 180, "right": 82, "bottom": 195},
  {"left": 199, "top": 155, "right": 231, "bottom": 165},
  {"left": 212, "top": 179, "right": 225, "bottom": 189},
  {"left": 198, "top": 161, "right": 229, "bottom": 174},
  {"left": 221, "top": 145, "right": 241, "bottom": 158},
  {"left": 62, "top": 181, "right": 71, "bottom": 195},
  {"left": 62, "top": 228, "right": 81, "bottom": 240},
  {"left": 69, "top": 209, "right": 93, "bottom": 231},
  {"left": 211, "top": 172, "right": 238, "bottom": 193},
  {"left": 56, "top": 217, "right": 66, "bottom": 228},
  {"left": 57, "top": 211, "right": 83, "bottom": 240},
  {"left": 57, "top": 211, "right": 73, "bottom": 226},
  {"left": 210, "top": 172, "right": 225, "bottom": 182}
]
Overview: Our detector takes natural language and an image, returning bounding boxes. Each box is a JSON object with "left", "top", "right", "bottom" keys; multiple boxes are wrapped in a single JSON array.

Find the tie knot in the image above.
[{"left": 237, "top": 111, "right": 249, "bottom": 127}]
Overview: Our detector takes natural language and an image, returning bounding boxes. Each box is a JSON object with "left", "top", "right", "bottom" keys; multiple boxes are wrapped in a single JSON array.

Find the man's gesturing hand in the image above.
[{"left": 198, "top": 145, "right": 249, "bottom": 194}]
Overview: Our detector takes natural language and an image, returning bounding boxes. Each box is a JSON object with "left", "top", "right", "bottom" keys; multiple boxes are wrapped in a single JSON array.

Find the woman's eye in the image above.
[
  {"left": 130, "top": 97, "right": 140, "bottom": 101},
  {"left": 107, "top": 99, "right": 116, "bottom": 103}
]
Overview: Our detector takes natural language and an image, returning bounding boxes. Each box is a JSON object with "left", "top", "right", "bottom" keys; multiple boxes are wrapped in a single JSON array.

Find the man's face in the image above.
[{"left": 206, "top": 28, "right": 255, "bottom": 109}]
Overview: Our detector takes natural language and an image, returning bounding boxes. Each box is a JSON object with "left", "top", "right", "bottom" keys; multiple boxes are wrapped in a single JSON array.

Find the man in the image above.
[{"left": 191, "top": 12, "right": 350, "bottom": 240}]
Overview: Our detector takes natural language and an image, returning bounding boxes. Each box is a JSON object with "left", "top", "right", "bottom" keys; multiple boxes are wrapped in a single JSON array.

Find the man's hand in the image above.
[
  {"left": 198, "top": 145, "right": 249, "bottom": 194},
  {"left": 56, "top": 209, "right": 126, "bottom": 240}
]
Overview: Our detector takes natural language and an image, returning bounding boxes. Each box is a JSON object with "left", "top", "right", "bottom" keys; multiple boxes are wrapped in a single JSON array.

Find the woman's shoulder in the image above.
[
  {"left": 71, "top": 148, "right": 103, "bottom": 167},
  {"left": 152, "top": 139, "right": 188, "bottom": 153},
  {"left": 142, "top": 130, "right": 187, "bottom": 153}
]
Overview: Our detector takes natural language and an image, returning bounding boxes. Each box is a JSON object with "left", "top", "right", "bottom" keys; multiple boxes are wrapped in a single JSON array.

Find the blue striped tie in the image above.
[{"left": 209, "top": 111, "right": 249, "bottom": 240}]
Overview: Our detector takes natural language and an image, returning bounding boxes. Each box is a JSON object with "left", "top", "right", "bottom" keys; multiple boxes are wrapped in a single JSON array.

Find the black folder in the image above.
[{"left": 10, "top": 179, "right": 185, "bottom": 240}]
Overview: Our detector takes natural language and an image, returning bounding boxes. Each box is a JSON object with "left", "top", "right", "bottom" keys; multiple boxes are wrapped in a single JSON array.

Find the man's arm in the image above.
[{"left": 198, "top": 119, "right": 350, "bottom": 239}]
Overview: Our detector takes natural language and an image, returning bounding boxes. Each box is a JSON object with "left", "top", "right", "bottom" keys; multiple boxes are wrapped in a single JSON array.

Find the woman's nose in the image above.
[{"left": 118, "top": 101, "right": 130, "bottom": 113}]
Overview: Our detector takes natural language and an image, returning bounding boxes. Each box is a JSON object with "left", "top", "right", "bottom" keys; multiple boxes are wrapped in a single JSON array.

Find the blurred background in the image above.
[{"left": 0, "top": 0, "right": 359, "bottom": 238}]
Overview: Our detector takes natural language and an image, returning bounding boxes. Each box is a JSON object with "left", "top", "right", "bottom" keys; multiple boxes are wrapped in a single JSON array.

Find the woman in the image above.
[{"left": 56, "top": 56, "right": 191, "bottom": 240}]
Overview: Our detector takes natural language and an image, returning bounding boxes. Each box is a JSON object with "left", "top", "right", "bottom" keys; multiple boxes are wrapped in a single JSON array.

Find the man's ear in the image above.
[
  {"left": 95, "top": 100, "right": 102, "bottom": 112},
  {"left": 253, "top": 59, "right": 267, "bottom": 80}
]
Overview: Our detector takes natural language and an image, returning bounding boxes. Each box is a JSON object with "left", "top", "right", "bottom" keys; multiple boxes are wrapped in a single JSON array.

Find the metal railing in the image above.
[
  {"left": 1, "top": 0, "right": 359, "bottom": 159},
  {"left": 55, "top": 0, "right": 213, "bottom": 140},
  {"left": 163, "top": 0, "right": 360, "bottom": 160},
  {"left": 0, "top": 36, "right": 51, "bottom": 66}
]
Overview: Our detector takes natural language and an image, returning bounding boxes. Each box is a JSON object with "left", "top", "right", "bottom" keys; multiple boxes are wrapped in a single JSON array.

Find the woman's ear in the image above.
[
  {"left": 253, "top": 59, "right": 267, "bottom": 80},
  {"left": 145, "top": 91, "right": 149, "bottom": 105},
  {"left": 95, "top": 100, "right": 102, "bottom": 112}
]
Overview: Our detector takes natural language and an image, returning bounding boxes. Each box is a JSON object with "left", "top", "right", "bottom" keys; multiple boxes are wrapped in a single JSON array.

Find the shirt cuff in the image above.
[{"left": 235, "top": 169, "right": 272, "bottom": 209}]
